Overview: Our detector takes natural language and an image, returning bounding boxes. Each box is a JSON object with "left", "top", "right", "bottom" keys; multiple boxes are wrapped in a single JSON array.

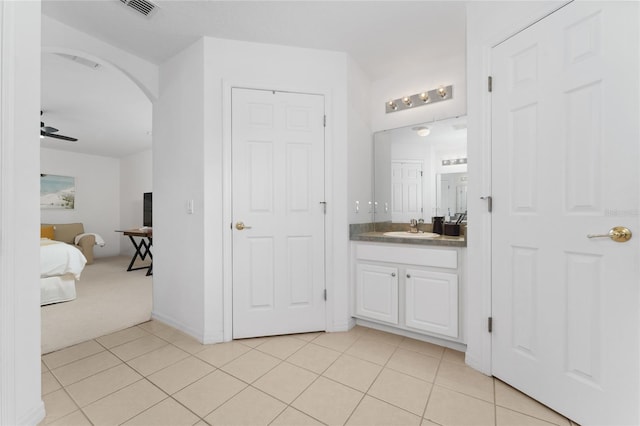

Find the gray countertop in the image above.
[{"left": 350, "top": 231, "right": 467, "bottom": 247}]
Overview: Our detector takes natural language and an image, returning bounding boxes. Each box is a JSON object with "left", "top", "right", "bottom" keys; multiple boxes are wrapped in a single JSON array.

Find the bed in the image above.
[{"left": 40, "top": 238, "right": 87, "bottom": 305}]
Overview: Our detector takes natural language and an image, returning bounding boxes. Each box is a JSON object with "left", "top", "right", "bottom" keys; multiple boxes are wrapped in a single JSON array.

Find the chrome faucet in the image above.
[{"left": 409, "top": 218, "right": 419, "bottom": 233}]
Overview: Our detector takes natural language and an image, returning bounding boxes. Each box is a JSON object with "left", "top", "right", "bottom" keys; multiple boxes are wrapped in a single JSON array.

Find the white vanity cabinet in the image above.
[{"left": 352, "top": 241, "right": 463, "bottom": 342}]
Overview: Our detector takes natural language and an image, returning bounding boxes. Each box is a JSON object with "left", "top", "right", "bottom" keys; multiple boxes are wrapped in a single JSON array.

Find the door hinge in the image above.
[
  {"left": 420, "top": 171, "right": 423, "bottom": 177},
  {"left": 488, "top": 76, "right": 493, "bottom": 93},
  {"left": 320, "top": 201, "right": 327, "bottom": 214},
  {"left": 481, "top": 195, "right": 493, "bottom": 213},
  {"left": 488, "top": 317, "right": 493, "bottom": 333},
  {"left": 323, "top": 289, "right": 327, "bottom": 301},
  {"left": 323, "top": 115, "right": 327, "bottom": 127}
]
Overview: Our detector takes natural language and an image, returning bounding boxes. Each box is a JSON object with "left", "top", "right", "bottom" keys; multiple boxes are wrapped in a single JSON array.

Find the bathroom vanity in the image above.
[
  {"left": 350, "top": 115, "right": 468, "bottom": 349},
  {"left": 350, "top": 231, "right": 466, "bottom": 348}
]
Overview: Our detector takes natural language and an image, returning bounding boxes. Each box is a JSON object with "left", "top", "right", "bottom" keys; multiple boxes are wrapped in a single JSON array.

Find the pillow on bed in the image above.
[{"left": 41, "top": 225, "right": 55, "bottom": 239}]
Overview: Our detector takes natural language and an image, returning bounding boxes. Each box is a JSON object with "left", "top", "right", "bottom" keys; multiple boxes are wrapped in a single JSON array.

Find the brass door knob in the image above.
[
  {"left": 587, "top": 226, "right": 632, "bottom": 242},
  {"left": 235, "top": 222, "right": 252, "bottom": 231}
]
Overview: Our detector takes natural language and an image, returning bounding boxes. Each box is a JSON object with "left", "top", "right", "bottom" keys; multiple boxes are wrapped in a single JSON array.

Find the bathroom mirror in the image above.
[{"left": 373, "top": 115, "right": 467, "bottom": 224}]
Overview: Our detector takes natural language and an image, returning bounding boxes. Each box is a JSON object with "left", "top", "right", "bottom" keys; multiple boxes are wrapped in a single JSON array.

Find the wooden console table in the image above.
[{"left": 116, "top": 228, "right": 152, "bottom": 276}]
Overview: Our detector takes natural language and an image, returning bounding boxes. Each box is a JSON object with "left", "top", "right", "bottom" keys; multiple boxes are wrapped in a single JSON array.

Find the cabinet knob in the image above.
[
  {"left": 406, "top": 274, "right": 411, "bottom": 278},
  {"left": 391, "top": 272, "right": 396, "bottom": 277}
]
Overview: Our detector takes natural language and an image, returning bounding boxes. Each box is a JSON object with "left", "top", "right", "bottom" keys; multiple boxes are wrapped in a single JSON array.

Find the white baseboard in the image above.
[{"left": 17, "top": 401, "right": 45, "bottom": 426}]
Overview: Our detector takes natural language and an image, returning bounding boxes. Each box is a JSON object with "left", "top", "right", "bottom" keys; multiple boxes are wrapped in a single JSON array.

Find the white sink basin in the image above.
[{"left": 383, "top": 231, "right": 441, "bottom": 238}]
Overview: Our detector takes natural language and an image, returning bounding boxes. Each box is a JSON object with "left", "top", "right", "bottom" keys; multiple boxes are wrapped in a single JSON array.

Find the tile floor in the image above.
[{"left": 40, "top": 321, "right": 577, "bottom": 426}]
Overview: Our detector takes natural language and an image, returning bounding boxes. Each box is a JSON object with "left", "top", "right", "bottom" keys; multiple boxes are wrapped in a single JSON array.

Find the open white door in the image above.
[
  {"left": 231, "top": 88, "right": 326, "bottom": 339},
  {"left": 491, "top": 2, "right": 639, "bottom": 424}
]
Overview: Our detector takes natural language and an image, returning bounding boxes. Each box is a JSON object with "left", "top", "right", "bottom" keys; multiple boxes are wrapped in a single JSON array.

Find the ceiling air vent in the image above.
[{"left": 120, "top": 0, "right": 158, "bottom": 18}]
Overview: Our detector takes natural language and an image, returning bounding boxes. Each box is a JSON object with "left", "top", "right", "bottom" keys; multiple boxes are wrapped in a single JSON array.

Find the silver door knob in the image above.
[
  {"left": 587, "top": 226, "right": 632, "bottom": 242},
  {"left": 235, "top": 222, "right": 252, "bottom": 231},
  {"left": 391, "top": 272, "right": 396, "bottom": 277}
]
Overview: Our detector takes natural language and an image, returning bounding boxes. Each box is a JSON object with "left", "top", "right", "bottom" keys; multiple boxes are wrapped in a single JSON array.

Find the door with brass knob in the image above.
[{"left": 587, "top": 226, "right": 632, "bottom": 242}]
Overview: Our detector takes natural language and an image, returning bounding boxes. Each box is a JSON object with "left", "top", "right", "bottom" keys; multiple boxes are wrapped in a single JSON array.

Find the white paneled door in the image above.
[
  {"left": 491, "top": 2, "right": 639, "bottom": 424},
  {"left": 231, "top": 88, "right": 326, "bottom": 339}
]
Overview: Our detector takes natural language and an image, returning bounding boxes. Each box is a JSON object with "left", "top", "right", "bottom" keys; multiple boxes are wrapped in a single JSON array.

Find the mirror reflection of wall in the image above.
[{"left": 373, "top": 116, "right": 467, "bottom": 224}]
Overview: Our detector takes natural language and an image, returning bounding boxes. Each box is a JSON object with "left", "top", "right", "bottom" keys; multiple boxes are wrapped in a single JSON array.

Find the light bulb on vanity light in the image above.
[
  {"left": 419, "top": 92, "right": 430, "bottom": 103},
  {"left": 437, "top": 86, "right": 448, "bottom": 98},
  {"left": 402, "top": 96, "right": 413, "bottom": 107},
  {"left": 387, "top": 101, "right": 398, "bottom": 111}
]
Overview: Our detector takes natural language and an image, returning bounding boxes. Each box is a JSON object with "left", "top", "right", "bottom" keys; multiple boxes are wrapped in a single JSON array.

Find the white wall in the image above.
[
  {"left": 465, "top": 0, "right": 568, "bottom": 374},
  {"left": 120, "top": 149, "right": 152, "bottom": 256},
  {"left": 347, "top": 57, "right": 374, "bottom": 224},
  {"left": 0, "top": 1, "right": 44, "bottom": 424},
  {"left": 153, "top": 36, "right": 352, "bottom": 343},
  {"left": 371, "top": 53, "right": 467, "bottom": 133},
  {"left": 40, "top": 148, "right": 121, "bottom": 257},
  {"left": 42, "top": 15, "right": 158, "bottom": 101},
  {"left": 153, "top": 39, "right": 206, "bottom": 339}
]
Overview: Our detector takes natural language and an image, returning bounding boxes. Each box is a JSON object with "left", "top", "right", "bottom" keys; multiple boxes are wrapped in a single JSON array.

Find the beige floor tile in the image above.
[
  {"left": 346, "top": 395, "right": 421, "bottom": 426},
  {"left": 221, "top": 349, "right": 280, "bottom": 383},
  {"left": 293, "top": 332, "right": 323, "bottom": 342},
  {"left": 46, "top": 409, "right": 92, "bottom": 426},
  {"left": 41, "top": 389, "right": 78, "bottom": 424},
  {"left": 421, "top": 419, "right": 441, "bottom": 426},
  {"left": 42, "top": 361, "right": 48, "bottom": 372},
  {"left": 497, "top": 406, "right": 562, "bottom": 426},
  {"left": 256, "top": 335, "right": 307, "bottom": 359},
  {"left": 147, "top": 356, "right": 215, "bottom": 395},
  {"left": 42, "top": 340, "right": 105, "bottom": 370},
  {"left": 235, "top": 336, "right": 272, "bottom": 348},
  {"left": 270, "top": 407, "right": 324, "bottom": 425},
  {"left": 253, "top": 361, "right": 318, "bottom": 404},
  {"left": 345, "top": 338, "right": 397, "bottom": 366},
  {"left": 424, "top": 385, "right": 495, "bottom": 426},
  {"left": 95, "top": 326, "right": 150, "bottom": 349},
  {"left": 65, "top": 363, "right": 142, "bottom": 407},
  {"left": 323, "top": 354, "right": 382, "bottom": 392},
  {"left": 51, "top": 351, "right": 122, "bottom": 386},
  {"left": 386, "top": 348, "right": 440, "bottom": 382},
  {"left": 42, "top": 372, "right": 62, "bottom": 396},
  {"left": 127, "top": 344, "right": 190, "bottom": 376},
  {"left": 137, "top": 319, "right": 174, "bottom": 335},
  {"left": 194, "top": 341, "right": 251, "bottom": 367},
  {"left": 110, "top": 334, "right": 169, "bottom": 361},
  {"left": 123, "top": 397, "right": 200, "bottom": 426},
  {"left": 435, "top": 360, "right": 494, "bottom": 403},
  {"left": 171, "top": 334, "right": 209, "bottom": 354},
  {"left": 287, "top": 343, "right": 341, "bottom": 374},
  {"left": 292, "top": 376, "right": 363, "bottom": 426},
  {"left": 360, "top": 328, "right": 405, "bottom": 346},
  {"left": 442, "top": 348, "right": 465, "bottom": 365},
  {"left": 313, "top": 331, "right": 361, "bottom": 352},
  {"left": 495, "top": 380, "right": 571, "bottom": 425},
  {"left": 399, "top": 338, "right": 446, "bottom": 359},
  {"left": 83, "top": 379, "right": 166, "bottom": 425},
  {"left": 368, "top": 368, "right": 432, "bottom": 416},
  {"left": 173, "top": 369, "right": 246, "bottom": 417},
  {"left": 204, "top": 386, "right": 286, "bottom": 426}
]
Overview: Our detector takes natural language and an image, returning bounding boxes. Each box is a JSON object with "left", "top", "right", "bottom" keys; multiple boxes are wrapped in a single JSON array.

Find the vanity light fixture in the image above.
[
  {"left": 413, "top": 126, "right": 431, "bottom": 137},
  {"left": 385, "top": 84, "right": 453, "bottom": 114},
  {"left": 442, "top": 157, "right": 467, "bottom": 166}
]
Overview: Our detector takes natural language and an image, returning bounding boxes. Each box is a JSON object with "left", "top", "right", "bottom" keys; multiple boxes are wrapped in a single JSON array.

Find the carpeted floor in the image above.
[{"left": 41, "top": 256, "right": 152, "bottom": 354}]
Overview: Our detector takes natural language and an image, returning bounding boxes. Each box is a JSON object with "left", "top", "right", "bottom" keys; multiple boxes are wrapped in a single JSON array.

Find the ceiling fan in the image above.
[{"left": 40, "top": 111, "right": 78, "bottom": 142}]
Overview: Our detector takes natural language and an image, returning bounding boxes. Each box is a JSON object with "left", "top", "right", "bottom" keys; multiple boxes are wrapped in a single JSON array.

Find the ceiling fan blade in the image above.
[
  {"left": 41, "top": 131, "right": 78, "bottom": 142},
  {"left": 42, "top": 125, "right": 59, "bottom": 133}
]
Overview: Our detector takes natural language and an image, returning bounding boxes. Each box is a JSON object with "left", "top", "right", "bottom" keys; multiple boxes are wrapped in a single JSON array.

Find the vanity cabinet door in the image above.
[
  {"left": 405, "top": 269, "right": 458, "bottom": 337},
  {"left": 355, "top": 263, "right": 399, "bottom": 325}
]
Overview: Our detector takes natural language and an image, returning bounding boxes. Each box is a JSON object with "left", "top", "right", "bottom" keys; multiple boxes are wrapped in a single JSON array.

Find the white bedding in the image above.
[
  {"left": 41, "top": 274, "right": 77, "bottom": 305},
  {"left": 40, "top": 238, "right": 87, "bottom": 279},
  {"left": 40, "top": 238, "right": 87, "bottom": 305}
]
